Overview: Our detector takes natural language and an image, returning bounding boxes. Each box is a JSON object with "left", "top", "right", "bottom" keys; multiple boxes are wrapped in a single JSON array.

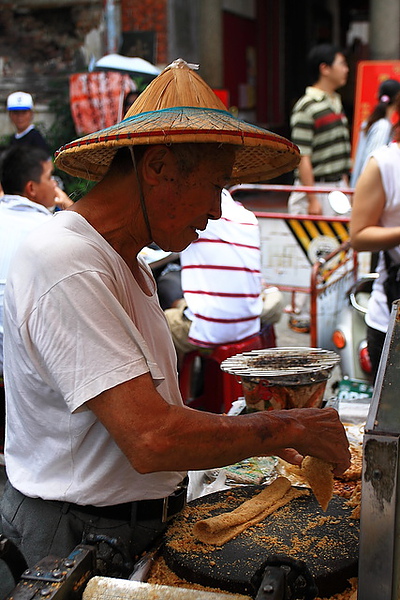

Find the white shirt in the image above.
[
  {"left": 350, "top": 118, "right": 394, "bottom": 187},
  {"left": 181, "top": 189, "right": 263, "bottom": 345},
  {"left": 4, "top": 211, "right": 185, "bottom": 505},
  {"left": 14, "top": 124, "right": 35, "bottom": 139},
  {"left": 365, "top": 143, "right": 400, "bottom": 332},
  {"left": 0, "top": 194, "right": 53, "bottom": 372}
]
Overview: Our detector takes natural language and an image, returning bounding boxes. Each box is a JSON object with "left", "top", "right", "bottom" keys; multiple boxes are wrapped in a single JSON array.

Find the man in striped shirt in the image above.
[
  {"left": 288, "top": 43, "right": 351, "bottom": 217},
  {"left": 287, "top": 44, "right": 351, "bottom": 332},
  {"left": 165, "top": 189, "right": 283, "bottom": 364}
]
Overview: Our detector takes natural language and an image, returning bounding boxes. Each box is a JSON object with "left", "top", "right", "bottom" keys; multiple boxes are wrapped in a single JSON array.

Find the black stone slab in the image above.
[{"left": 162, "top": 485, "right": 359, "bottom": 598}]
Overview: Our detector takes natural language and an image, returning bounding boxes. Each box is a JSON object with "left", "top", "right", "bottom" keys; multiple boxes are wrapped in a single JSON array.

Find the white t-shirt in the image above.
[
  {"left": 0, "top": 194, "right": 53, "bottom": 372},
  {"left": 365, "top": 143, "right": 400, "bottom": 333},
  {"left": 181, "top": 189, "right": 263, "bottom": 345},
  {"left": 4, "top": 211, "right": 185, "bottom": 505},
  {"left": 350, "top": 118, "right": 393, "bottom": 187}
]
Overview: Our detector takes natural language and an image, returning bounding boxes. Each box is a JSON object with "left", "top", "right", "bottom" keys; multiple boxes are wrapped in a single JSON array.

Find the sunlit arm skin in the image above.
[
  {"left": 87, "top": 371, "right": 350, "bottom": 478},
  {"left": 350, "top": 155, "right": 400, "bottom": 252},
  {"left": 298, "top": 155, "right": 322, "bottom": 215}
]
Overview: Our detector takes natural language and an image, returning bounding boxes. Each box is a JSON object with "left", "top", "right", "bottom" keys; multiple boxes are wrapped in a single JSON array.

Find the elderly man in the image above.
[{"left": 1, "top": 60, "right": 350, "bottom": 569}]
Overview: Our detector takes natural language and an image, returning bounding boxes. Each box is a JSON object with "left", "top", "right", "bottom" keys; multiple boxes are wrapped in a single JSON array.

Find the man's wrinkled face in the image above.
[
  {"left": 8, "top": 109, "right": 33, "bottom": 133},
  {"left": 148, "top": 149, "right": 235, "bottom": 252}
]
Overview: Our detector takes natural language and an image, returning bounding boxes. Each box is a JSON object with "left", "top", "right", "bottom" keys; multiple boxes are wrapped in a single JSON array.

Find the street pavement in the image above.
[
  {"left": 274, "top": 292, "right": 342, "bottom": 399},
  {"left": 274, "top": 306, "right": 309, "bottom": 348}
]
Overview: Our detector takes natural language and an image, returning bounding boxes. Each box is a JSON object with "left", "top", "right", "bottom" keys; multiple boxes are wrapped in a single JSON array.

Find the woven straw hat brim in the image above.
[{"left": 55, "top": 106, "right": 299, "bottom": 183}]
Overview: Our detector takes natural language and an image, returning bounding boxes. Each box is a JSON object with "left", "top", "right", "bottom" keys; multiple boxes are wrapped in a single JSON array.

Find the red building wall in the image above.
[
  {"left": 256, "top": 0, "right": 284, "bottom": 129},
  {"left": 120, "top": 0, "right": 168, "bottom": 64},
  {"left": 222, "top": 4, "right": 283, "bottom": 130},
  {"left": 222, "top": 11, "right": 257, "bottom": 111}
]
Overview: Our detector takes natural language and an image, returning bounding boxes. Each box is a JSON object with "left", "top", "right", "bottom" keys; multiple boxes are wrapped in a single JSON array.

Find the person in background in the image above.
[
  {"left": 7, "top": 91, "right": 51, "bottom": 154},
  {"left": 350, "top": 78, "right": 400, "bottom": 187},
  {"left": 0, "top": 146, "right": 72, "bottom": 454},
  {"left": 0, "top": 145, "right": 72, "bottom": 367},
  {"left": 164, "top": 188, "right": 284, "bottom": 366},
  {"left": 350, "top": 96, "right": 400, "bottom": 382},
  {"left": 287, "top": 43, "right": 351, "bottom": 333},
  {"left": 288, "top": 44, "right": 351, "bottom": 216},
  {"left": 1, "top": 60, "right": 349, "bottom": 569}
]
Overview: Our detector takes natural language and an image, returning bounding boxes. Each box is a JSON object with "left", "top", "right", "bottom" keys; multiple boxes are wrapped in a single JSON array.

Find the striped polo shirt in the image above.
[
  {"left": 181, "top": 189, "right": 263, "bottom": 347},
  {"left": 291, "top": 86, "right": 351, "bottom": 180}
]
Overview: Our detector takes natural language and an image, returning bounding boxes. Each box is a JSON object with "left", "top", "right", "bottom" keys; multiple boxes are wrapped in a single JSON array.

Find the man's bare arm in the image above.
[
  {"left": 298, "top": 155, "right": 322, "bottom": 215},
  {"left": 87, "top": 372, "right": 350, "bottom": 477},
  {"left": 351, "top": 157, "right": 400, "bottom": 252},
  {"left": 54, "top": 186, "right": 74, "bottom": 209}
]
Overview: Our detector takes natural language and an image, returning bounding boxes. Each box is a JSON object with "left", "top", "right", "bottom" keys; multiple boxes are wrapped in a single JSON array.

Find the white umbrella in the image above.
[{"left": 93, "top": 54, "right": 161, "bottom": 83}]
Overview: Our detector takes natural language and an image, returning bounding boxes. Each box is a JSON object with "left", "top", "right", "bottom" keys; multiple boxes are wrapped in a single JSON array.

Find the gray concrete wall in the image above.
[
  {"left": 198, "top": 0, "right": 223, "bottom": 88},
  {"left": 166, "top": 0, "right": 256, "bottom": 90},
  {"left": 167, "top": 0, "right": 201, "bottom": 66},
  {"left": 370, "top": 0, "right": 400, "bottom": 59},
  {"left": 167, "top": 0, "right": 224, "bottom": 89}
]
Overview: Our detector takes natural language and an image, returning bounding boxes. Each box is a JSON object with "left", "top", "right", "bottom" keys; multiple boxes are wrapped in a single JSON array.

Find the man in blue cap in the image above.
[{"left": 7, "top": 91, "right": 50, "bottom": 153}]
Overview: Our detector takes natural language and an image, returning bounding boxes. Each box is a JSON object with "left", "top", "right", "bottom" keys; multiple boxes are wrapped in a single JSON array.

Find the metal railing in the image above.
[{"left": 229, "top": 183, "right": 358, "bottom": 350}]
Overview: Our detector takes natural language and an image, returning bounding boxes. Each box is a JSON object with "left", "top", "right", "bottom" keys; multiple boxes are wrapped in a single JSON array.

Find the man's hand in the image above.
[
  {"left": 54, "top": 186, "right": 74, "bottom": 209},
  {"left": 307, "top": 194, "right": 323, "bottom": 215},
  {"left": 298, "top": 156, "right": 322, "bottom": 215},
  {"left": 267, "top": 407, "right": 350, "bottom": 477}
]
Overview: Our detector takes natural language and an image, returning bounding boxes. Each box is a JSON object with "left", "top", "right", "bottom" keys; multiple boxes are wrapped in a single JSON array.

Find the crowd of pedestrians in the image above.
[
  {"left": 1, "top": 48, "right": 399, "bottom": 385},
  {"left": 283, "top": 44, "right": 400, "bottom": 347},
  {"left": 1, "top": 48, "right": 399, "bottom": 398}
]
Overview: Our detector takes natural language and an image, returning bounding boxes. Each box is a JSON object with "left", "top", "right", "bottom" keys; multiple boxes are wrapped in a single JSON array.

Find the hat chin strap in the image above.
[{"left": 129, "top": 147, "right": 152, "bottom": 240}]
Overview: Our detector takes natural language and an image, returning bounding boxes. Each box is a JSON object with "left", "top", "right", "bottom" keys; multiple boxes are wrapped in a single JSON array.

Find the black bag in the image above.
[{"left": 383, "top": 251, "right": 400, "bottom": 309}]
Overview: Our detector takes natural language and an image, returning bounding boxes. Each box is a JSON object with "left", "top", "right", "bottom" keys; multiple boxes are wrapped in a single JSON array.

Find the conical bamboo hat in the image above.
[{"left": 55, "top": 59, "right": 299, "bottom": 182}]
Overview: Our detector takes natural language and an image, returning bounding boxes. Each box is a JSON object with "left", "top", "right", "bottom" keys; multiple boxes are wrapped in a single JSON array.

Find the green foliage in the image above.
[
  {"left": 45, "top": 88, "right": 95, "bottom": 201},
  {"left": 133, "top": 76, "right": 148, "bottom": 93}
]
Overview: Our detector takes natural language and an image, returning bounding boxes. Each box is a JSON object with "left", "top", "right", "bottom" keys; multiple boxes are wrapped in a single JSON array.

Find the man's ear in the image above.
[
  {"left": 141, "top": 145, "right": 172, "bottom": 185},
  {"left": 319, "top": 62, "right": 330, "bottom": 77},
  {"left": 23, "top": 179, "right": 36, "bottom": 201}
]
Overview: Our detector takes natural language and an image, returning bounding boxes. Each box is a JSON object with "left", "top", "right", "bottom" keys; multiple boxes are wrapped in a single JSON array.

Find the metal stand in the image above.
[{"left": 358, "top": 300, "right": 400, "bottom": 599}]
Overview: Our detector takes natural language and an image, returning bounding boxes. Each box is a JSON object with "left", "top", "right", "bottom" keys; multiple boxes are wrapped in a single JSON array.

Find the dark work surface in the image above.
[{"left": 163, "top": 485, "right": 359, "bottom": 599}]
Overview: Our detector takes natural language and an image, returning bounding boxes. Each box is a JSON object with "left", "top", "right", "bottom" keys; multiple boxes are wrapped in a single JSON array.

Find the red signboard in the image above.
[
  {"left": 213, "top": 89, "right": 230, "bottom": 109},
  {"left": 69, "top": 71, "right": 134, "bottom": 135},
  {"left": 352, "top": 60, "right": 400, "bottom": 159}
]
